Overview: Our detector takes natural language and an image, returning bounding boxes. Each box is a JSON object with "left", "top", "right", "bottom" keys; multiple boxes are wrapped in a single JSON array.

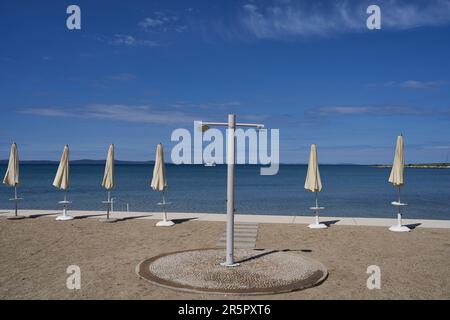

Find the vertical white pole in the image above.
[
  {"left": 315, "top": 192, "right": 318, "bottom": 208},
  {"left": 14, "top": 186, "right": 18, "bottom": 216},
  {"left": 63, "top": 191, "right": 67, "bottom": 218},
  {"left": 162, "top": 191, "right": 167, "bottom": 222},
  {"left": 224, "top": 114, "right": 236, "bottom": 266},
  {"left": 315, "top": 192, "right": 319, "bottom": 225},
  {"left": 107, "top": 191, "right": 111, "bottom": 219},
  {"left": 397, "top": 187, "right": 402, "bottom": 227}
]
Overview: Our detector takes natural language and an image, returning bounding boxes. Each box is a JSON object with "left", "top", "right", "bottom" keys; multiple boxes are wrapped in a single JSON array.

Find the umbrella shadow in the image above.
[
  {"left": 321, "top": 220, "right": 340, "bottom": 227},
  {"left": 172, "top": 218, "right": 198, "bottom": 225},
  {"left": 28, "top": 213, "right": 60, "bottom": 219},
  {"left": 73, "top": 214, "right": 106, "bottom": 220},
  {"left": 118, "top": 215, "right": 152, "bottom": 222},
  {"left": 404, "top": 223, "right": 421, "bottom": 230},
  {"left": 285, "top": 249, "right": 313, "bottom": 253}
]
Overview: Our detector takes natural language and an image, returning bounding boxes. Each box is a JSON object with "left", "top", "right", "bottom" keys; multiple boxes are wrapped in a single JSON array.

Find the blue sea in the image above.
[{"left": 0, "top": 164, "right": 449, "bottom": 220}]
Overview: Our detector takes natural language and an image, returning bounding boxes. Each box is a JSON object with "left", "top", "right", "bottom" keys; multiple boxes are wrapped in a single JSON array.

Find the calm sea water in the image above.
[{"left": 0, "top": 164, "right": 449, "bottom": 220}]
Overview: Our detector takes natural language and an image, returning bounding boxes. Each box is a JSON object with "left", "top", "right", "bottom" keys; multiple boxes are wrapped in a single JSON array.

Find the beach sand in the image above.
[{"left": 0, "top": 217, "right": 449, "bottom": 299}]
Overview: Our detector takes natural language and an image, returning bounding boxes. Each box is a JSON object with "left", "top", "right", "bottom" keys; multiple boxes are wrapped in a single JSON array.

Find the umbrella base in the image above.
[
  {"left": 156, "top": 220, "right": 175, "bottom": 227},
  {"left": 389, "top": 225, "right": 410, "bottom": 232},
  {"left": 55, "top": 215, "right": 74, "bottom": 221},
  {"left": 220, "top": 261, "right": 240, "bottom": 267},
  {"left": 308, "top": 223, "right": 328, "bottom": 229},
  {"left": 99, "top": 218, "right": 118, "bottom": 223},
  {"left": 7, "top": 215, "right": 26, "bottom": 220}
]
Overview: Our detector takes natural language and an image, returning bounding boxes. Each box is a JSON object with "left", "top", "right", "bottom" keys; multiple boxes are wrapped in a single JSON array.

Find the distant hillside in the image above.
[
  {"left": 0, "top": 159, "right": 154, "bottom": 165},
  {"left": 371, "top": 163, "right": 450, "bottom": 169}
]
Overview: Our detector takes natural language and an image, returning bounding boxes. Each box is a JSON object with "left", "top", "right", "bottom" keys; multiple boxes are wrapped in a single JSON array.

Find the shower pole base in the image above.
[
  {"left": 308, "top": 223, "right": 328, "bottom": 229},
  {"left": 389, "top": 225, "right": 410, "bottom": 232},
  {"left": 156, "top": 220, "right": 175, "bottom": 227},
  {"left": 55, "top": 200, "right": 73, "bottom": 221}
]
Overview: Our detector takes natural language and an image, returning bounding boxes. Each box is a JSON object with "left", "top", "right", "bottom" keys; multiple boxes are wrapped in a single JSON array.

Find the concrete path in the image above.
[
  {"left": 1, "top": 209, "right": 449, "bottom": 229},
  {"left": 217, "top": 222, "right": 259, "bottom": 249}
]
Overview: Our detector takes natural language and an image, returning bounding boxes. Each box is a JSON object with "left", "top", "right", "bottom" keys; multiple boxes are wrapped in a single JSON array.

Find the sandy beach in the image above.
[{"left": 0, "top": 213, "right": 449, "bottom": 299}]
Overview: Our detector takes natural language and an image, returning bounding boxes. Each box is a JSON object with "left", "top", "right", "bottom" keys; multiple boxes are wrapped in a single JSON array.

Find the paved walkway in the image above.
[
  {"left": 217, "top": 222, "right": 259, "bottom": 249},
  {"left": 1, "top": 209, "right": 449, "bottom": 229}
]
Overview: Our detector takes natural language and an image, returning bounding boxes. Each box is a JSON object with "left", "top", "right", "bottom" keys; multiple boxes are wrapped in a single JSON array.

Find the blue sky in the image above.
[{"left": 1, "top": 0, "right": 449, "bottom": 164}]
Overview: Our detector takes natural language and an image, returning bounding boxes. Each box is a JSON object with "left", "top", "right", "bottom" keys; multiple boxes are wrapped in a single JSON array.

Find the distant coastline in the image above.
[
  {"left": 371, "top": 163, "right": 450, "bottom": 169},
  {"left": 0, "top": 159, "right": 154, "bottom": 165},
  {"left": 1, "top": 160, "right": 449, "bottom": 168}
]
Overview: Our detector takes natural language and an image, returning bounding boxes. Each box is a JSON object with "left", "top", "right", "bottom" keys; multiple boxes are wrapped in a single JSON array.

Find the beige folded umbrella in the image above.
[
  {"left": 388, "top": 135, "right": 409, "bottom": 232},
  {"left": 151, "top": 143, "right": 167, "bottom": 192},
  {"left": 304, "top": 144, "right": 322, "bottom": 193},
  {"left": 389, "top": 135, "right": 404, "bottom": 186},
  {"left": 53, "top": 145, "right": 70, "bottom": 190},
  {"left": 3, "top": 143, "right": 23, "bottom": 219},
  {"left": 304, "top": 144, "right": 326, "bottom": 229},
  {"left": 3, "top": 143, "right": 19, "bottom": 187},
  {"left": 53, "top": 145, "right": 74, "bottom": 221},
  {"left": 101, "top": 144, "right": 116, "bottom": 221},
  {"left": 102, "top": 144, "right": 115, "bottom": 190},
  {"left": 151, "top": 143, "right": 173, "bottom": 226}
]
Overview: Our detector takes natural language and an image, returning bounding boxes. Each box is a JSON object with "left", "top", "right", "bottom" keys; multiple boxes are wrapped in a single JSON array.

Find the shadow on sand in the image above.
[
  {"left": 172, "top": 218, "right": 198, "bottom": 225},
  {"left": 28, "top": 213, "right": 60, "bottom": 219},
  {"left": 118, "top": 215, "right": 152, "bottom": 222},
  {"left": 73, "top": 214, "right": 106, "bottom": 220},
  {"left": 405, "top": 223, "right": 422, "bottom": 230},
  {"left": 321, "top": 220, "right": 340, "bottom": 226}
]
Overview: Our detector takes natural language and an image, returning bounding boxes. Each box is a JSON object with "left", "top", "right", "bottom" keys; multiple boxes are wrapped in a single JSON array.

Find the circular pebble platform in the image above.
[{"left": 136, "top": 248, "right": 328, "bottom": 295}]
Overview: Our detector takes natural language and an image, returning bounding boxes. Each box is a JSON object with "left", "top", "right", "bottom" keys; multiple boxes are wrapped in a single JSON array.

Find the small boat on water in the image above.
[{"left": 204, "top": 161, "right": 216, "bottom": 167}]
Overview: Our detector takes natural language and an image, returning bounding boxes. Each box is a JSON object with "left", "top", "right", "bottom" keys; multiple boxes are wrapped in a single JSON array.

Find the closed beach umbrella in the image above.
[
  {"left": 305, "top": 144, "right": 326, "bottom": 229},
  {"left": 53, "top": 145, "right": 70, "bottom": 190},
  {"left": 3, "top": 143, "right": 23, "bottom": 219},
  {"left": 102, "top": 144, "right": 115, "bottom": 190},
  {"left": 151, "top": 143, "right": 167, "bottom": 192},
  {"left": 151, "top": 143, "right": 173, "bottom": 226},
  {"left": 3, "top": 143, "right": 19, "bottom": 187},
  {"left": 389, "top": 135, "right": 404, "bottom": 186},
  {"left": 388, "top": 135, "right": 409, "bottom": 232},
  {"left": 53, "top": 145, "right": 73, "bottom": 221},
  {"left": 304, "top": 144, "right": 322, "bottom": 193},
  {"left": 100, "top": 144, "right": 116, "bottom": 222}
]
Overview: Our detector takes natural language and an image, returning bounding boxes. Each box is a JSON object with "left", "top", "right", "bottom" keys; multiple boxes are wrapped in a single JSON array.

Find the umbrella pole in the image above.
[
  {"left": 14, "top": 186, "right": 18, "bottom": 217},
  {"left": 63, "top": 190, "right": 68, "bottom": 218},
  {"left": 162, "top": 191, "right": 167, "bottom": 222},
  {"left": 107, "top": 190, "right": 111, "bottom": 220},
  {"left": 315, "top": 192, "right": 319, "bottom": 225},
  {"left": 397, "top": 186, "right": 402, "bottom": 227}
]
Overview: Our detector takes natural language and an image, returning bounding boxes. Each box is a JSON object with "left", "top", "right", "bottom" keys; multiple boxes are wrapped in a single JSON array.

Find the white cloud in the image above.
[
  {"left": 307, "top": 105, "right": 450, "bottom": 117},
  {"left": 20, "top": 105, "right": 195, "bottom": 125},
  {"left": 109, "top": 34, "right": 160, "bottom": 47},
  {"left": 138, "top": 11, "right": 186, "bottom": 33},
  {"left": 239, "top": 0, "right": 450, "bottom": 39},
  {"left": 170, "top": 101, "right": 241, "bottom": 109},
  {"left": 139, "top": 17, "right": 165, "bottom": 28},
  {"left": 372, "top": 80, "right": 449, "bottom": 89},
  {"left": 18, "top": 101, "right": 244, "bottom": 125}
]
